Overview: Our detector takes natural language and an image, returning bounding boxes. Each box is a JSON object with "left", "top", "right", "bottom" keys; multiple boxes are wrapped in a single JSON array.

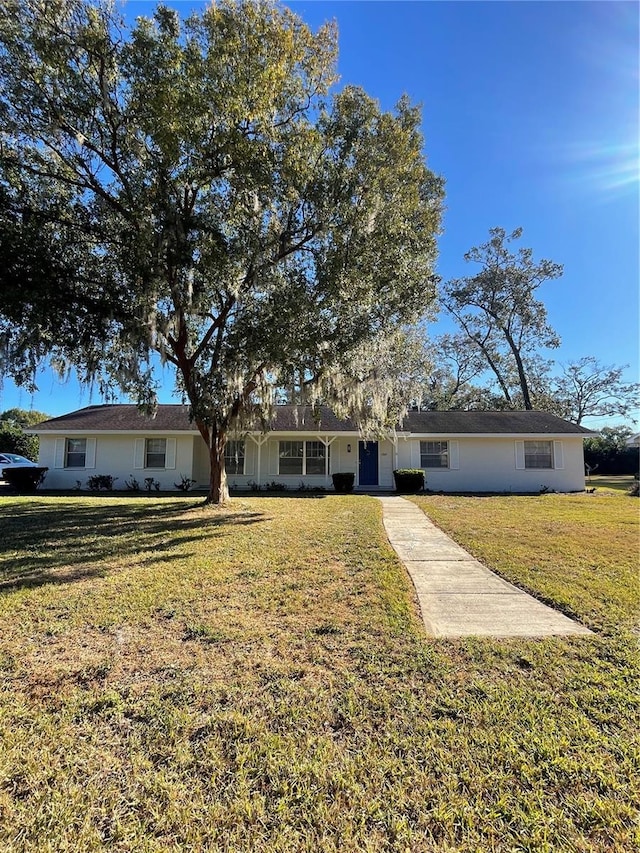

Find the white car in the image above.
[{"left": 0, "top": 453, "right": 38, "bottom": 478}]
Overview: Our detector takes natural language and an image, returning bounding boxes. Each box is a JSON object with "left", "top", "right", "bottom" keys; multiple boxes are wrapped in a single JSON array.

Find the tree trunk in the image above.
[
  {"left": 477, "top": 343, "right": 513, "bottom": 405},
  {"left": 199, "top": 423, "right": 229, "bottom": 505},
  {"left": 501, "top": 326, "right": 532, "bottom": 409}
]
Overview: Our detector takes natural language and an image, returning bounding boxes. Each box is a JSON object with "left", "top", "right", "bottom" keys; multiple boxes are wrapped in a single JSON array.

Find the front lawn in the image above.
[
  {"left": 410, "top": 490, "right": 639, "bottom": 634},
  {"left": 585, "top": 474, "right": 637, "bottom": 493},
  {"left": 0, "top": 493, "right": 637, "bottom": 852}
]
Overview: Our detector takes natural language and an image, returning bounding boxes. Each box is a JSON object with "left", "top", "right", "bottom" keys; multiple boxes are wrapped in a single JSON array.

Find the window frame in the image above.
[
  {"left": 145, "top": 437, "right": 167, "bottom": 469},
  {"left": 524, "top": 440, "right": 554, "bottom": 470},
  {"left": 224, "top": 440, "right": 246, "bottom": 476},
  {"left": 420, "top": 440, "right": 449, "bottom": 469},
  {"left": 65, "top": 438, "right": 87, "bottom": 468},
  {"left": 304, "top": 440, "right": 327, "bottom": 475},
  {"left": 278, "top": 440, "right": 329, "bottom": 476}
]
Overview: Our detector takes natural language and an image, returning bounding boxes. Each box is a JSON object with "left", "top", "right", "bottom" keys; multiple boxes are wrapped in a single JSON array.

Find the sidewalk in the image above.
[{"left": 378, "top": 496, "right": 593, "bottom": 638}]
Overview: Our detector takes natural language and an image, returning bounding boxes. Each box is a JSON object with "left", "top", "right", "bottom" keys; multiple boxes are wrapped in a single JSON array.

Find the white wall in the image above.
[
  {"left": 395, "top": 436, "right": 585, "bottom": 493},
  {"left": 39, "top": 434, "right": 196, "bottom": 491},
  {"left": 199, "top": 435, "right": 396, "bottom": 491},
  {"left": 38, "top": 433, "right": 586, "bottom": 494}
]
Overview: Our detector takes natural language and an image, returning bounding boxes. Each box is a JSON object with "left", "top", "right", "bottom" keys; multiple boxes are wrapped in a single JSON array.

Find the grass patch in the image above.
[
  {"left": 410, "top": 491, "right": 639, "bottom": 634},
  {"left": 0, "top": 494, "right": 637, "bottom": 852},
  {"left": 585, "top": 474, "right": 637, "bottom": 493}
]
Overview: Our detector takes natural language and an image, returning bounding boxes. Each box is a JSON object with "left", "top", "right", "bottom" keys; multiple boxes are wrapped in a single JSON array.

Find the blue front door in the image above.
[{"left": 358, "top": 441, "right": 379, "bottom": 487}]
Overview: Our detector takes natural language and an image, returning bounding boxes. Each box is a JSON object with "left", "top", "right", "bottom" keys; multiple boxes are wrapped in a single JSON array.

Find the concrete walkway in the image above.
[{"left": 378, "top": 496, "right": 592, "bottom": 638}]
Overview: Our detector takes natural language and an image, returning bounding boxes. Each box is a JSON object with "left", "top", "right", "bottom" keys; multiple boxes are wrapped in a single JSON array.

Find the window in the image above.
[
  {"left": 420, "top": 440, "right": 449, "bottom": 468},
  {"left": 65, "top": 438, "right": 86, "bottom": 468},
  {"left": 305, "top": 441, "right": 326, "bottom": 475},
  {"left": 278, "top": 440, "right": 329, "bottom": 475},
  {"left": 145, "top": 438, "right": 167, "bottom": 468},
  {"left": 225, "top": 440, "right": 245, "bottom": 475},
  {"left": 524, "top": 440, "right": 553, "bottom": 469},
  {"left": 279, "top": 441, "right": 304, "bottom": 475}
]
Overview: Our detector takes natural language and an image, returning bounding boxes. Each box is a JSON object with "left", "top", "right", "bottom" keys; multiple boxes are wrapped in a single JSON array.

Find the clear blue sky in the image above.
[{"left": 2, "top": 0, "right": 638, "bottom": 426}]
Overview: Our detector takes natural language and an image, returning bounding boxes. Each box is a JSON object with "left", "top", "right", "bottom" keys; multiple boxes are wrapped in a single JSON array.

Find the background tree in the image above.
[
  {"left": 0, "top": 0, "right": 443, "bottom": 503},
  {"left": 0, "top": 409, "right": 49, "bottom": 458},
  {"left": 551, "top": 357, "right": 640, "bottom": 425},
  {"left": 440, "top": 227, "right": 562, "bottom": 409},
  {"left": 583, "top": 426, "right": 639, "bottom": 477},
  {"left": 420, "top": 333, "right": 491, "bottom": 410},
  {"left": 0, "top": 408, "right": 50, "bottom": 427}
]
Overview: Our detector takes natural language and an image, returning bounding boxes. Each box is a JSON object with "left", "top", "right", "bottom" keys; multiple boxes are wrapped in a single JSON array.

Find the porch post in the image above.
[
  {"left": 321, "top": 436, "right": 337, "bottom": 489},
  {"left": 249, "top": 434, "right": 269, "bottom": 489}
]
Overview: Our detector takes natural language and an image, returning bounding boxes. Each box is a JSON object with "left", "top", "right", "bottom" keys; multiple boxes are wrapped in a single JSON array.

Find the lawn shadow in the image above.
[{"left": 0, "top": 497, "right": 265, "bottom": 592}]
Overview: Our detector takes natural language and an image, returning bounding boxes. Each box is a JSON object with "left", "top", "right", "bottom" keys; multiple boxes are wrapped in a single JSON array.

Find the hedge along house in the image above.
[{"left": 28, "top": 405, "right": 592, "bottom": 493}]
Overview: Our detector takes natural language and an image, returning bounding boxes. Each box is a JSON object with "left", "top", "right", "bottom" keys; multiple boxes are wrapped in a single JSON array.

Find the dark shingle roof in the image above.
[
  {"left": 30, "top": 404, "right": 593, "bottom": 435},
  {"left": 401, "top": 410, "right": 594, "bottom": 435},
  {"left": 31, "top": 404, "right": 194, "bottom": 431}
]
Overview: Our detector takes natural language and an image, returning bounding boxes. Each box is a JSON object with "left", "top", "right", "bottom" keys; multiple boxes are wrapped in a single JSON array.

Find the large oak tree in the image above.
[{"left": 0, "top": 0, "right": 443, "bottom": 502}]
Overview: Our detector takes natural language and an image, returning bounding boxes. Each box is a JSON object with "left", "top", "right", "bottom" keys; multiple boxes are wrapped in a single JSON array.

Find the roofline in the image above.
[
  {"left": 25, "top": 428, "right": 201, "bottom": 436},
  {"left": 29, "top": 428, "right": 592, "bottom": 439},
  {"left": 398, "top": 432, "right": 592, "bottom": 439}
]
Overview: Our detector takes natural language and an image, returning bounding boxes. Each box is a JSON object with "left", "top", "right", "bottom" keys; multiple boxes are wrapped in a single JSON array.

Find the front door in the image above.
[{"left": 358, "top": 441, "right": 379, "bottom": 487}]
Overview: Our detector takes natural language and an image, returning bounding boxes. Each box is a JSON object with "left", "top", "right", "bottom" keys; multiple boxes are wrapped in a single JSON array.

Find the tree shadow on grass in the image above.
[{"left": 0, "top": 498, "right": 265, "bottom": 593}]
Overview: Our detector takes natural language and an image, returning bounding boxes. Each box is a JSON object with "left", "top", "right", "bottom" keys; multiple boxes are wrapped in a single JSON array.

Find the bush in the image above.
[
  {"left": 263, "top": 480, "right": 287, "bottom": 492},
  {"left": 3, "top": 466, "right": 48, "bottom": 493},
  {"left": 628, "top": 481, "right": 639, "bottom": 497},
  {"left": 584, "top": 427, "right": 640, "bottom": 476},
  {"left": 174, "top": 474, "right": 195, "bottom": 491},
  {"left": 332, "top": 472, "right": 355, "bottom": 493},
  {"left": 124, "top": 475, "right": 140, "bottom": 491},
  {"left": 393, "top": 468, "right": 425, "bottom": 493},
  {"left": 86, "top": 474, "right": 117, "bottom": 491},
  {"left": 297, "top": 482, "right": 326, "bottom": 493}
]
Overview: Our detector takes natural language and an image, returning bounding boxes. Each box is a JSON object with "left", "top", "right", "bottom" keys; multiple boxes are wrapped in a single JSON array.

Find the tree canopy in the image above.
[
  {"left": 583, "top": 426, "right": 639, "bottom": 477},
  {"left": 0, "top": 409, "right": 48, "bottom": 458},
  {"left": 440, "top": 227, "right": 562, "bottom": 410},
  {"left": 551, "top": 357, "right": 640, "bottom": 426},
  {"left": 0, "top": 0, "right": 443, "bottom": 502},
  {"left": 434, "top": 227, "right": 638, "bottom": 425}
]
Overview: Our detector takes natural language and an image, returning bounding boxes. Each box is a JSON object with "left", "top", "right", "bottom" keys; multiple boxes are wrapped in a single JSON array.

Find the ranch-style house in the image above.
[{"left": 28, "top": 405, "right": 592, "bottom": 493}]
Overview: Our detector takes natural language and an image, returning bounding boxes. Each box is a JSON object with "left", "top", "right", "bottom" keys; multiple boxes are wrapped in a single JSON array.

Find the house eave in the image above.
[
  {"left": 26, "top": 428, "right": 201, "bottom": 436},
  {"left": 397, "top": 432, "right": 591, "bottom": 440},
  {"left": 28, "top": 428, "right": 590, "bottom": 440}
]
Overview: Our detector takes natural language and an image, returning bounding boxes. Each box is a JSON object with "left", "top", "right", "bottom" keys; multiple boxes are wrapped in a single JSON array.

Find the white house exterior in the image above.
[{"left": 28, "top": 405, "right": 592, "bottom": 493}]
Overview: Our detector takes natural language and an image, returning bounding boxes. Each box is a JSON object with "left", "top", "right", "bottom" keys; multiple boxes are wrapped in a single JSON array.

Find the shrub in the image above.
[
  {"left": 144, "top": 477, "right": 160, "bottom": 492},
  {"left": 393, "top": 468, "right": 425, "bottom": 493},
  {"left": 86, "top": 474, "right": 117, "bottom": 491},
  {"left": 263, "top": 480, "right": 287, "bottom": 492},
  {"left": 584, "top": 427, "right": 640, "bottom": 476},
  {"left": 297, "top": 482, "right": 326, "bottom": 493},
  {"left": 174, "top": 474, "right": 195, "bottom": 491},
  {"left": 628, "top": 481, "right": 639, "bottom": 497},
  {"left": 124, "top": 475, "right": 140, "bottom": 491},
  {"left": 3, "top": 466, "right": 48, "bottom": 493},
  {"left": 332, "top": 472, "right": 355, "bottom": 493}
]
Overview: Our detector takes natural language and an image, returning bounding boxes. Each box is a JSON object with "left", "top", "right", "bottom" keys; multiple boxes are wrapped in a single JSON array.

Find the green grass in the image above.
[
  {"left": 585, "top": 474, "right": 636, "bottom": 493},
  {"left": 0, "top": 493, "right": 638, "bottom": 852},
  {"left": 410, "top": 491, "right": 639, "bottom": 634}
]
